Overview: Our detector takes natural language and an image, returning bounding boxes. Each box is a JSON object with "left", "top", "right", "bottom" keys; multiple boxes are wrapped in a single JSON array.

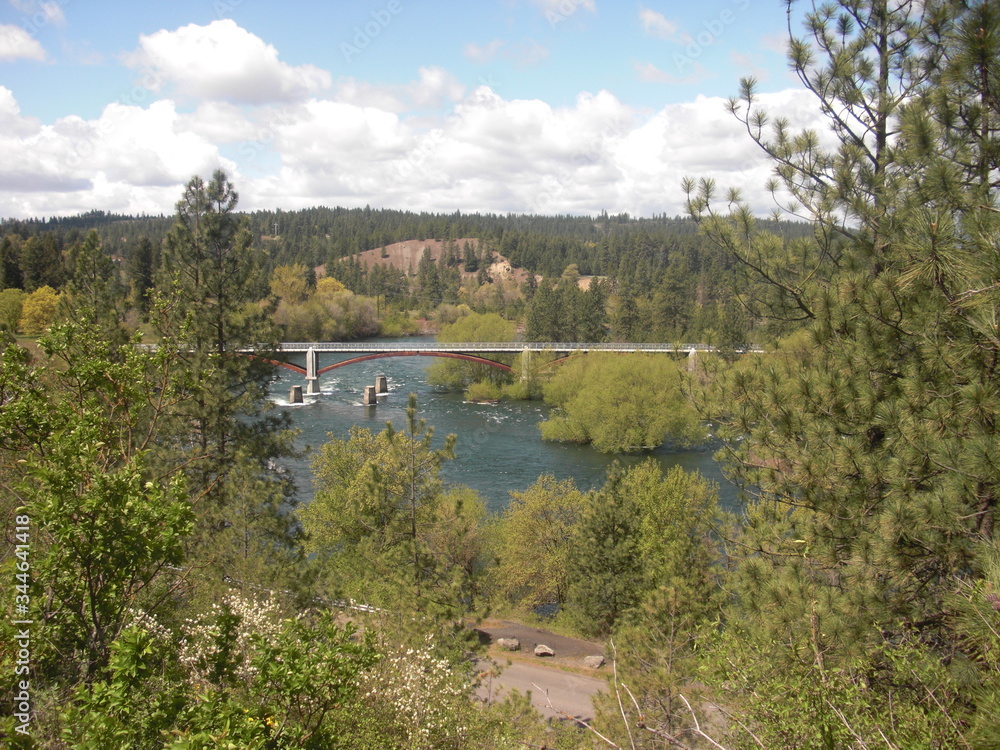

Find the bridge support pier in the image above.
[
  {"left": 687, "top": 348, "right": 697, "bottom": 372},
  {"left": 305, "top": 347, "right": 320, "bottom": 396},
  {"left": 289, "top": 385, "right": 303, "bottom": 404},
  {"left": 363, "top": 385, "right": 377, "bottom": 406},
  {"left": 375, "top": 375, "right": 388, "bottom": 394}
]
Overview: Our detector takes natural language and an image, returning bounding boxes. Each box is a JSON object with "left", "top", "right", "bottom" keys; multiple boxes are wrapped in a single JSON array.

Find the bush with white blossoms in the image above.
[
  {"left": 362, "top": 635, "right": 481, "bottom": 749},
  {"left": 178, "top": 591, "right": 283, "bottom": 687}
]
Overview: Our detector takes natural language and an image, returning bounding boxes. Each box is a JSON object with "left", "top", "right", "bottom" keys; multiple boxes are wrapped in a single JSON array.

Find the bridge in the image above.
[{"left": 248, "top": 341, "right": 753, "bottom": 397}]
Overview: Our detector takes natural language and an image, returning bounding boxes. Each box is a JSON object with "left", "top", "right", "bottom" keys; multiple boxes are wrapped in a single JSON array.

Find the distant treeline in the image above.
[
  {"left": 1, "top": 205, "right": 810, "bottom": 278},
  {"left": 1, "top": 205, "right": 811, "bottom": 344}
]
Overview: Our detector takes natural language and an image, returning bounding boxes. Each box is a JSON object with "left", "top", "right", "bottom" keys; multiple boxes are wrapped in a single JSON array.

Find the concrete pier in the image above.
[
  {"left": 289, "top": 385, "right": 303, "bottom": 403},
  {"left": 305, "top": 347, "right": 320, "bottom": 396},
  {"left": 363, "top": 385, "right": 377, "bottom": 406},
  {"left": 375, "top": 375, "right": 388, "bottom": 394}
]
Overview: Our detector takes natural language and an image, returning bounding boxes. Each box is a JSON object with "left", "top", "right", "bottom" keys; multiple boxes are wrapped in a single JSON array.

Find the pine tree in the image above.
[
  {"left": 524, "top": 280, "right": 559, "bottom": 341},
  {"left": 685, "top": 0, "right": 1000, "bottom": 744},
  {"left": 20, "top": 233, "right": 64, "bottom": 292},
  {"left": 567, "top": 465, "right": 643, "bottom": 636},
  {"left": 128, "top": 234, "right": 156, "bottom": 317},
  {"left": 462, "top": 240, "right": 478, "bottom": 272},
  {"left": 63, "top": 229, "right": 127, "bottom": 339},
  {"left": 152, "top": 171, "right": 294, "bottom": 535},
  {"left": 0, "top": 234, "right": 24, "bottom": 290}
]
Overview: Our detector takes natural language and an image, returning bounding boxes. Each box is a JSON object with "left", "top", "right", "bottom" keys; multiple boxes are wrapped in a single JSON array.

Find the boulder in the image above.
[
  {"left": 496, "top": 638, "right": 521, "bottom": 652},
  {"left": 583, "top": 655, "right": 605, "bottom": 669},
  {"left": 534, "top": 644, "right": 555, "bottom": 657}
]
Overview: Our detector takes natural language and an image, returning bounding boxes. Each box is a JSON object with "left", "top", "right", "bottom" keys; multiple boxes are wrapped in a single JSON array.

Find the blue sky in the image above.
[{"left": 0, "top": 0, "right": 824, "bottom": 219}]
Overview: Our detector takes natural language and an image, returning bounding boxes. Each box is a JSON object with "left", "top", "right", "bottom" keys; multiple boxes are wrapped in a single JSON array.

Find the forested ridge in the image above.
[
  {"left": 3, "top": 0, "right": 1000, "bottom": 747},
  {"left": 2, "top": 205, "right": 810, "bottom": 275},
  {"left": 1, "top": 203, "right": 811, "bottom": 347}
]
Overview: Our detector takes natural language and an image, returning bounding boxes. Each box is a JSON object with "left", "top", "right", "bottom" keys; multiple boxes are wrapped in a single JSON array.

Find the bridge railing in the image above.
[{"left": 272, "top": 341, "right": 718, "bottom": 353}]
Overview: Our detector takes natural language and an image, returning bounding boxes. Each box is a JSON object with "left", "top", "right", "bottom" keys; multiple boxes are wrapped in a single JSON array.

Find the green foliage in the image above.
[
  {"left": 432, "top": 302, "right": 472, "bottom": 326},
  {"left": 302, "top": 396, "right": 481, "bottom": 618},
  {"left": 18, "top": 284, "right": 59, "bottom": 335},
  {"left": 0, "top": 321, "right": 195, "bottom": 682},
  {"left": 202, "top": 448, "right": 306, "bottom": 597},
  {"left": 540, "top": 352, "right": 706, "bottom": 453},
  {"left": 19, "top": 233, "right": 64, "bottom": 292},
  {"left": 427, "top": 312, "right": 516, "bottom": 391},
  {"left": 275, "top": 285, "right": 379, "bottom": 340},
  {"left": 487, "top": 475, "right": 588, "bottom": 610},
  {"left": 64, "top": 228, "right": 127, "bottom": 332},
  {"left": 708, "top": 624, "right": 969, "bottom": 750},
  {"left": 59, "top": 600, "right": 380, "bottom": 750},
  {"left": 0, "top": 234, "right": 25, "bottom": 289},
  {"left": 379, "top": 309, "right": 420, "bottom": 337},
  {"left": 566, "top": 469, "right": 643, "bottom": 636},
  {"left": 128, "top": 234, "right": 157, "bottom": 317},
  {"left": 269, "top": 263, "right": 312, "bottom": 303},
  {"left": 568, "top": 462, "right": 722, "bottom": 642},
  {"left": 0, "top": 287, "right": 26, "bottom": 332},
  {"left": 524, "top": 276, "right": 608, "bottom": 342},
  {"left": 464, "top": 380, "right": 503, "bottom": 402},
  {"left": 152, "top": 170, "right": 296, "bottom": 527},
  {"left": 588, "top": 463, "right": 725, "bottom": 745},
  {"left": 683, "top": 0, "right": 1000, "bottom": 744},
  {"left": 949, "top": 541, "right": 1000, "bottom": 749}
]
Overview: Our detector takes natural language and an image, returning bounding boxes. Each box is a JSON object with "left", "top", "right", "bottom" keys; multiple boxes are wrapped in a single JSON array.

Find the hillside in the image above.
[{"left": 333, "top": 238, "right": 539, "bottom": 286}]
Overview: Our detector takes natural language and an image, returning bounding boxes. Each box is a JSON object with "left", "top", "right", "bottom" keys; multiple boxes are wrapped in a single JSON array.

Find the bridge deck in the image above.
[{"left": 269, "top": 341, "right": 736, "bottom": 354}]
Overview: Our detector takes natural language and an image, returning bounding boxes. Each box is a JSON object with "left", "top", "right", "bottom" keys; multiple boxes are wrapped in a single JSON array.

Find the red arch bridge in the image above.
[{"left": 240, "top": 342, "right": 755, "bottom": 396}]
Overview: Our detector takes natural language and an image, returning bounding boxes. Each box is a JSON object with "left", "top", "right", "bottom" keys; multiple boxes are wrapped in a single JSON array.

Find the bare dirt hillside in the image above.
[{"left": 327, "top": 238, "right": 537, "bottom": 286}]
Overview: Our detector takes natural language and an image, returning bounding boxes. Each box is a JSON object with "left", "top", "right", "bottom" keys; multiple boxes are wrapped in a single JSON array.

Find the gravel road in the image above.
[{"left": 475, "top": 620, "right": 609, "bottom": 721}]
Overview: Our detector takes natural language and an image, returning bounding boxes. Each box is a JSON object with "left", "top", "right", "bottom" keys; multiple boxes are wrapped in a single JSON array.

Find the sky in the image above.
[{"left": 0, "top": 0, "right": 830, "bottom": 220}]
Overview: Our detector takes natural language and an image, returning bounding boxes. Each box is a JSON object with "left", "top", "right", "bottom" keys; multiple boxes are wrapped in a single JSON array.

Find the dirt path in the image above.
[{"left": 475, "top": 620, "right": 609, "bottom": 721}]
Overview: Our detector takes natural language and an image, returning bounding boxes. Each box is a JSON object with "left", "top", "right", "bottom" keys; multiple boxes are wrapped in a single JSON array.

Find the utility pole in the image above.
[{"left": 273, "top": 221, "right": 279, "bottom": 237}]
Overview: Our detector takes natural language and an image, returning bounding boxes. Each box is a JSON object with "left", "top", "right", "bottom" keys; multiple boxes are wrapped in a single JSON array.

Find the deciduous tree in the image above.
[
  {"left": 487, "top": 474, "right": 588, "bottom": 610},
  {"left": 18, "top": 284, "right": 59, "bottom": 335},
  {"left": 540, "top": 353, "right": 705, "bottom": 453}
]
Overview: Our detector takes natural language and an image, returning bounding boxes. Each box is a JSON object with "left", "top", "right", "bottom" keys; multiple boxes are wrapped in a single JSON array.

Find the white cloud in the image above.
[
  {"left": 639, "top": 7, "right": 678, "bottom": 40},
  {"left": 464, "top": 39, "right": 504, "bottom": 63},
  {"left": 0, "top": 24, "right": 46, "bottom": 61},
  {"left": 335, "top": 67, "right": 465, "bottom": 113},
  {"left": 126, "top": 20, "right": 332, "bottom": 104},
  {"left": 634, "top": 61, "right": 705, "bottom": 85},
  {"left": 176, "top": 101, "right": 257, "bottom": 144},
  {"left": 0, "top": 85, "right": 40, "bottom": 136},
  {"left": 0, "top": 76, "right": 831, "bottom": 221},
  {"left": 0, "top": 87, "right": 233, "bottom": 216},
  {"left": 409, "top": 67, "right": 466, "bottom": 108}
]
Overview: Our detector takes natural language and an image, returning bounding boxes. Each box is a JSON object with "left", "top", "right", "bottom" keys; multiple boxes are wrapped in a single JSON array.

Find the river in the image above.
[{"left": 268, "top": 337, "right": 740, "bottom": 514}]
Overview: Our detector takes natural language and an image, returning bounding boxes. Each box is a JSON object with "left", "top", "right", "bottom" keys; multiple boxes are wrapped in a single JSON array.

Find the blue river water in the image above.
[{"left": 268, "top": 337, "right": 740, "bottom": 514}]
